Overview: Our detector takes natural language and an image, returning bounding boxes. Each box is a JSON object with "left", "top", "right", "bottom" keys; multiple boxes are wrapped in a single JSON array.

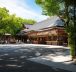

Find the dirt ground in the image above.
[{"left": 0, "top": 44, "right": 72, "bottom": 72}]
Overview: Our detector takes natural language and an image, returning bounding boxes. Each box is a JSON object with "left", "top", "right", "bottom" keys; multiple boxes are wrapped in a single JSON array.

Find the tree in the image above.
[
  {"left": 22, "top": 19, "right": 36, "bottom": 25},
  {"left": 0, "top": 7, "right": 9, "bottom": 35},
  {"left": 3, "top": 14, "right": 23, "bottom": 35},
  {"left": 35, "top": 0, "right": 76, "bottom": 60},
  {"left": 0, "top": 7, "right": 36, "bottom": 36}
]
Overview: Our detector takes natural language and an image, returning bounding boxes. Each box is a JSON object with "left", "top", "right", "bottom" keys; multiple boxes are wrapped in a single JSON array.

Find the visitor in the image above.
[{"left": 27, "top": 39, "right": 30, "bottom": 43}]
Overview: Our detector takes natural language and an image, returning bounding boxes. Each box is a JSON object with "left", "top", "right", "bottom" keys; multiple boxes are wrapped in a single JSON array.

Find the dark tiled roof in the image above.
[
  {"left": 17, "top": 30, "right": 27, "bottom": 36},
  {"left": 28, "top": 16, "right": 64, "bottom": 31}
]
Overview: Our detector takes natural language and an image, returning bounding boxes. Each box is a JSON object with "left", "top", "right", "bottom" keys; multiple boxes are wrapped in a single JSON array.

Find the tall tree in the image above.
[
  {"left": 35, "top": 0, "right": 76, "bottom": 60},
  {"left": 22, "top": 19, "right": 36, "bottom": 25},
  {"left": 0, "top": 7, "right": 36, "bottom": 36},
  {"left": 0, "top": 7, "right": 9, "bottom": 35},
  {"left": 3, "top": 14, "right": 23, "bottom": 35}
]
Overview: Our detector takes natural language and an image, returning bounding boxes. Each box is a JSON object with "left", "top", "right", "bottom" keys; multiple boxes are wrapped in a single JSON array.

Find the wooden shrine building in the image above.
[{"left": 26, "top": 16, "right": 68, "bottom": 46}]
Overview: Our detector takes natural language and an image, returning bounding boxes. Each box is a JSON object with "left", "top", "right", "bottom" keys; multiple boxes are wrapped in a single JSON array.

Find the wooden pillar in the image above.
[{"left": 56, "top": 34, "right": 59, "bottom": 45}]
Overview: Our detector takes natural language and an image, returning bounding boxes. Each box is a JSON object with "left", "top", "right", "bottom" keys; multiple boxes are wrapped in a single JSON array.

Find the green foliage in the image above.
[
  {"left": 0, "top": 7, "right": 9, "bottom": 18},
  {"left": 35, "top": 0, "right": 76, "bottom": 16},
  {"left": 3, "top": 15, "right": 23, "bottom": 35},
  {"left": 22, "top": 19, "right": 36, "bottom": 25},
  {"left": 0, "top": 7, "right": 9, "bottom": 35},
  {"left": 0, "top": 7, "right": 36, "bottom": 35},
  {"left": 35, "top": 0, "right": 61, "bottom": 15}
]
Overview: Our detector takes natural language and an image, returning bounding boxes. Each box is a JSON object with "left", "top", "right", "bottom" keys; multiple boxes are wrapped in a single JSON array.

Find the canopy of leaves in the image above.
[
  {"left": 35, "top": 0, "right": 76, "bottom": 16},
  {"left": 35, "top": 0, "right": 60, "bottom": 15},
  {"left": 22, "top": 19, "right": 36, "bottom": 25},
  {"left": 0, "top": 7, "right": 36, "bottom": 36}
]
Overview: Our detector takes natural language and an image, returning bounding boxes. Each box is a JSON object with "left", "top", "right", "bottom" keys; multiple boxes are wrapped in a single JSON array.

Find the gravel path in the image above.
[{"left": 0, "top": 44, "right": 74, "bottom": 72}]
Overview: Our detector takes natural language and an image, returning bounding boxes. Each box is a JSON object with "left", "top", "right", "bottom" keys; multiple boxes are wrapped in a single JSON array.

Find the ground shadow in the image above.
[{"left": 0, "top": 45, "right": 70, "bottom": 72}]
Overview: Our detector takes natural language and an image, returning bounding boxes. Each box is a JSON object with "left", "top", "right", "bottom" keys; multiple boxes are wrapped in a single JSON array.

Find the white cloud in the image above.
[{"left": 0, "top": 0, "right": 48, "bottom": 22}]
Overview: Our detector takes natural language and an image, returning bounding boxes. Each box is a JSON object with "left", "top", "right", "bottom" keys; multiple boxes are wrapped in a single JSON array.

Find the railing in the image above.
[{"left": 46, "top": 41, "right": 64, "bottom": 45}]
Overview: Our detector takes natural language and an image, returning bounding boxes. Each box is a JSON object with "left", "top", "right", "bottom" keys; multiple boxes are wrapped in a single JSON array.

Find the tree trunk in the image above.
[{"left": 73, "top": 0, "right": 76, "bottom": 60}]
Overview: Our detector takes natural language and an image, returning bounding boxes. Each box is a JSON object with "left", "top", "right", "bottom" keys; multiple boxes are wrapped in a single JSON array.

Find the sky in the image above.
[{"left": 0, "top": 0, "right": 49, "bottom": 22}]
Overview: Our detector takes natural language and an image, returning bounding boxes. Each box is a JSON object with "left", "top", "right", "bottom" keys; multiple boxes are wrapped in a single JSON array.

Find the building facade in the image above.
[
  {"left": 28, "top": 27, "right": 67, "bottom": 45},
  {"left": 26, "top": 16, "right": 68, "bottom": 46}
]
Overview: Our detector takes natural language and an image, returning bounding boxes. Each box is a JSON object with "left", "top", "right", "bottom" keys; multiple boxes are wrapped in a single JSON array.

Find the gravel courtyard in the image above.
[{"left": 0, "top": 44, "right": 75, "bottom": 72}]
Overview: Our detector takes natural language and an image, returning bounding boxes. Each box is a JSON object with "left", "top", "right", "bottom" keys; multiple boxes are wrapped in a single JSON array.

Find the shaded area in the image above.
[{"left": 0, "top": 45, "right": 71, "bottom": 72}]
